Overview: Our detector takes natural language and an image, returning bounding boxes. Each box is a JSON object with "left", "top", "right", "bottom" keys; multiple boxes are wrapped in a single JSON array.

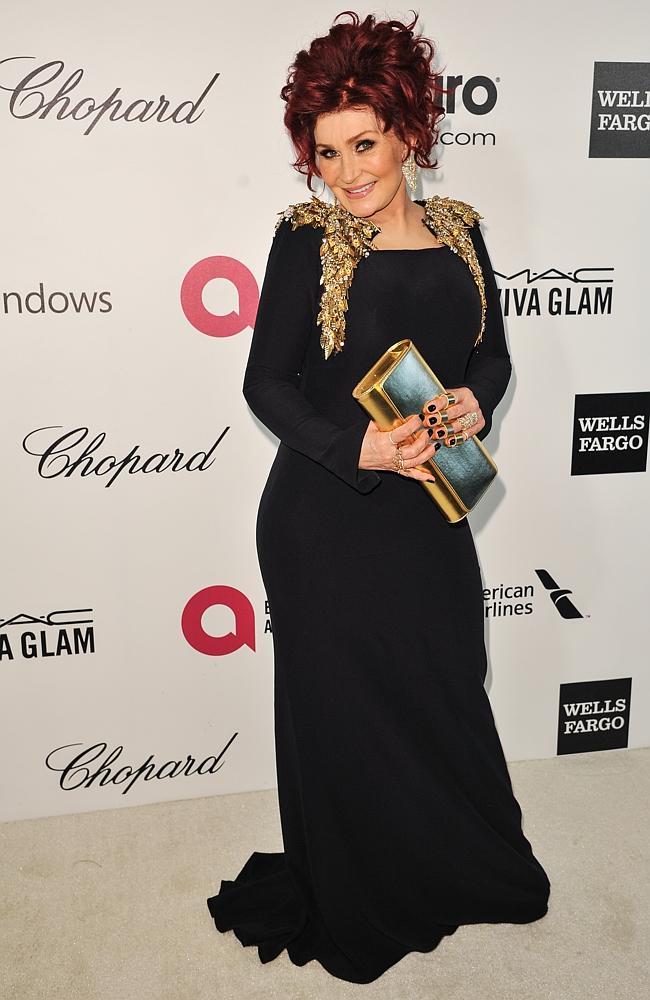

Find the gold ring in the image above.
[{"left": 458, "top": 411, "right": 478, "bottom": 430}]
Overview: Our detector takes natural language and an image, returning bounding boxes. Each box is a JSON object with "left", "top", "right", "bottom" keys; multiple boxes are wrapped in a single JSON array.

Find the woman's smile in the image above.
[{"left": 343, "top": 180, "right": 376, "bottom": 199}]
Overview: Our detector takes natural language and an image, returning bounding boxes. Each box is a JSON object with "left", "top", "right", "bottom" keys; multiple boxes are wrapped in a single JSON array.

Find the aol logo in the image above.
[
  {"left": 182, "top": 585, "right": 255, "bottom": 656},
  {"left": 181, "top": 257, "right": 259, "bottom": 339}
]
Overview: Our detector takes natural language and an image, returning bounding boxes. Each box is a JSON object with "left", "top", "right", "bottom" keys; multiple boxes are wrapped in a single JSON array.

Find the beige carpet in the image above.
[{"left": 1, "top": 747, "right": 648, "bottom": 1000}]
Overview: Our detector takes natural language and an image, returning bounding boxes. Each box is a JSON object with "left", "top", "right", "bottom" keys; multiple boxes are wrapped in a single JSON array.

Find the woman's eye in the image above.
[{"left": 319, "top": 140, "right": 374, "bottom": 159}]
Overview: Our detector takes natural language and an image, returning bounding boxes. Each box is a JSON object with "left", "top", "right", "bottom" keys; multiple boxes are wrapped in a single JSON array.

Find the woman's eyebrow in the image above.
[{"left": 315, "top": 130, "right": 376, "bottom": 149}]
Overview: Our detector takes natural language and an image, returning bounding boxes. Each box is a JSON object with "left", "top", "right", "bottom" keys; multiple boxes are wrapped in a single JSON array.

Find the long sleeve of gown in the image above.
[
  {"left": 463, "top": 223, "right": 512, "bottom": 440},
  {"left": 242, "top": 217, "right": 381, "bottom": 494}
]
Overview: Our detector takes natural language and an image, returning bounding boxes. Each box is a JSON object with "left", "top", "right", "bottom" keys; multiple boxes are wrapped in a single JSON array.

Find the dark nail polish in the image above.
[
  {"left": 418, "top": 413, "right": 424, "bottom": 420},
  {"left": 426, "top": 428, "right": 434, "bottom": 436},
  {"left": 427, "top": 403, "right": 437, "bottom": 412},
  {"left": 436, "top": 429, "right": 445, "bottom": 437},
  {"left": 434, "top": 441, "right": 442, "bottom": 450}
]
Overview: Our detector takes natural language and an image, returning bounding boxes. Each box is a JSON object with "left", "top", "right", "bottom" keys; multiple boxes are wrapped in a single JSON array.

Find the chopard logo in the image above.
[
  {"left": 45, "top": 739, "right": 238, "bottom": 795},
  {"left": 22, "top": 425, "right": 229, "bottom": 486},
  {"left": 494, "top": 267, "right": 613, "bottom": 318},
  {"left": 0, "top": 56, "right": 220, "bottom": 135}
]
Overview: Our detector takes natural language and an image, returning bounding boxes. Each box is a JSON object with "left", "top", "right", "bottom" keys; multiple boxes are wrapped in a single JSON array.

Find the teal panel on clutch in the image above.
[{"left": 384, "top": 348, "right": 496, "bottom": 509}]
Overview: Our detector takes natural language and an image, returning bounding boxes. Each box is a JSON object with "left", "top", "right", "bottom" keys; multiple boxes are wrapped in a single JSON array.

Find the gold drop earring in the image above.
[
  {"left": 402, "top": 151, "right": 417, "bottom": 192},
  {"left": 315, "top": 177, "right": 328, "bottom": 201}
]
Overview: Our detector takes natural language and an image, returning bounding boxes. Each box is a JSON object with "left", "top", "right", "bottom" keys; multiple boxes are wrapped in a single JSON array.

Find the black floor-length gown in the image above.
[{"left": 206, "top": 197, "right": 551, "bottom": 984}]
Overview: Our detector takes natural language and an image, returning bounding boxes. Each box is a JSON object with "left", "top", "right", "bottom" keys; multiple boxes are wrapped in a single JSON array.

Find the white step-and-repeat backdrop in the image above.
[{"left": 2, "top": 1, "right": 648, "bottom": 821}]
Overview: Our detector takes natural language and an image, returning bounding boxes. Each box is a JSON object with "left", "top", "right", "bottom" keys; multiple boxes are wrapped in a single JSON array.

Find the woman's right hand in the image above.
[{"left": 358, "top": 415, "right": 441, "bottom": 482}]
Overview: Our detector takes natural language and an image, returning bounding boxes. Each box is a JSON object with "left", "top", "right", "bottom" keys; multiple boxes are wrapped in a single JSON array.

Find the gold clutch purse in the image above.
[{"left": 352, "top": 339, "right": 498, "bottom": 522}]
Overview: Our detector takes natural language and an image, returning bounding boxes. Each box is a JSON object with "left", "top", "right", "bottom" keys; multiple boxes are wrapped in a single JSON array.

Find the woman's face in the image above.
[{"left": 313, "top": 105, "right": 409, "bottom": 217}]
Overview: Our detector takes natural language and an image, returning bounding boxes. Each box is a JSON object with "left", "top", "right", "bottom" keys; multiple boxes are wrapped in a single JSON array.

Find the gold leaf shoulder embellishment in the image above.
[
  {"left": 275, "top": 195, "right": 379, "bottom": 359},
  {"left": 274, "top": 193, "right": 486, "bottom": 358}
]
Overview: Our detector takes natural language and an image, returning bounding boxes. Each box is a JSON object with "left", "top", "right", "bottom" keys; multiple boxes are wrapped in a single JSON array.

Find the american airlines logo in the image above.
[
  {"left": 589, "top": 62, "right": 649, "bottom": 158},
  {"left": 534, "top": 570, "right": 584, "bottom": 620},
  {"left": 483, "top": 572, "right": 589, "bottom": 621}
]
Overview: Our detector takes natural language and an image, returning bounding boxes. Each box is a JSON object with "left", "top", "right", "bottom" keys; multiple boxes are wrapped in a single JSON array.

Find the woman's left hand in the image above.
[{"left": 420, "top": 387, "right": 485, "bottom": 445}]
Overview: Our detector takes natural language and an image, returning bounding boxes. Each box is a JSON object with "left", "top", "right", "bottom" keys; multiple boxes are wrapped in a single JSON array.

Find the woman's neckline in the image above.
[
  {"left": 372, "top": 245, "right": 446, "bottom": 252},
  {"left": 370, "top": 197, "right": 446, "bottom": 252}
]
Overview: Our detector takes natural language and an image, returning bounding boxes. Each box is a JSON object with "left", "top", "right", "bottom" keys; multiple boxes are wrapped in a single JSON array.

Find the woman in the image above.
[{"left": 207, "top": 10, "right": 551, "bottom": 984}]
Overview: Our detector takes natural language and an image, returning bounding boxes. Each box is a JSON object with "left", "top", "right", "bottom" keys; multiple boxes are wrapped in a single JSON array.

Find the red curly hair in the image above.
[{"left": 280, "top": 9, "right": 447, "bottom": 192}]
